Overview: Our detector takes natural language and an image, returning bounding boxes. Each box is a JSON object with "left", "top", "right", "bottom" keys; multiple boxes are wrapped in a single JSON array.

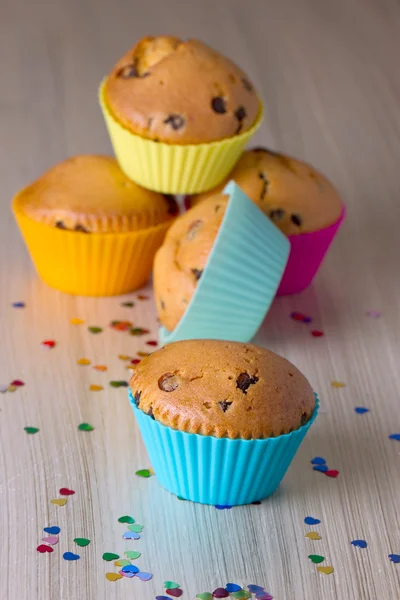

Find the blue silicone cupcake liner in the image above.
[
  {"left": 159, "top": 181, "right": 290, "bottom": 345},
  {"left": 129, "top": 389, "right": 319, "bottom": 506}
]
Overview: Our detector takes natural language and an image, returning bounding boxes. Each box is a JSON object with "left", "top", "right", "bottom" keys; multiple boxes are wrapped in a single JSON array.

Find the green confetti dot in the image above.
[
  {"left": 78, "top": 423, "right": 94, "bottom": 431},
  {"left": 109, "top": 380, "right": 128, "bottom": 388},
  {"left": 24, "top": 426, "right": 39, "bottom": 434},
  {"left": 102, "top": 552, "right": 120, "bottom": 561},
  {"left": 308, "top": 554, "right": 325, "bottom": 563},
  {"left": 74, "top": 538, "right": 91, "bottom": 547},
  {"left": 114, "top": 558, "right": 130, "bottom": 567},
  {"left": 128, "top": 524, "right": 143, "bottom": 533},
  {"left": 121, "top": 302, "right": 134, "bottom": 308},
  {"left": 88, "top": 326, "right": 103, "bottom": 334},
  {"left": 232, "top": 592, "right": 251, "bottom": 599},
  {"left": 135, "top": 469, "right": 152, "bottom": 478},
  {"left": 164, "top": 581, "right": 180, "bottom": 590},
  {"left": 118, "top": 515, "right": 135, "bottom": 524},
  {"left": 196, "top": 594, "right": 212, "bottom": 600},
  {"left": 130, "top": 327, "right": 147, "bottom": 336},
  {"left": 125, "top": 550, "right": 141, "bottom": 559}
]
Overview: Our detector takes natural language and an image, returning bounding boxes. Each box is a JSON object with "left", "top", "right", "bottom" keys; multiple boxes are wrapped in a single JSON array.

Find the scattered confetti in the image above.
[
  {"left": 164, "top": 582, "right": 180, "bottom": 590},
  {"left": 125, "top": 550, "right": 141, "bottom": 559},
  {"left": 121, "top": 301, "right": 134, "bottom": 307},
  {"left": 146, "top": 340, "right": 158, "bottom": 347},
  {"left": 304, "top": 516, "right": 321, "bottom": 525},
  {"left": 110, "top": 320, "right": 132, "bottom": 332},
  {"left": 389, "top": 434, "right": 400, "bottom": 441},
  {"left": 324, "top": 469, "right": 339, "bottom": 478},
  {"left": 247, "top": 586, "right": 264, "bottom": 594},
  {"left": 121, "top": 564, "right": 139, "bottom": 574},
  {"left": 59, "top": 488, "right": 75, "bottom": 496},
  {"left": 24, "top": 426, "right": 39, "bottom": 434},
  {"left": 354, "top": 407, "right": 369, "bottom": 414},
  {"left": 137, "top": 295, "right": 149, "bottom": 300},
  {"left": 130, "top": 327, "right": 150, "bottom": 336},
  {"left": 137, "top": 351, "right": 150, "bottom": 357},
  {"left": 50, "top": 498, "right": 67, "bottom": 507},
  {"left": 226, "top": 584, "right": 242, "bottom": 593},
  {"left": 366, "top": 310, "right": 381, "bottom": 318},
  {"left": 128, "top": 523, "right": 143, "bottom": 533},
  {"left": 41, "top": 536, "right": 59, "bottom": 545},
  {"left": 74, "top": 538, "right": 90, "bottom": 547},
  {"left": 89, "top": 384, "right": 103, "bottom": 391},
  {"left": 136, "top": 571, "right": 153, "bottom": 581},
  {"left": 102, "top": 552, "right": 120, "bottom": 561},
  {"left": 123, "top": 530, "right": 140, "bottom": 539},
  {"left": 317, "top": 566, "right": 334, "bottom": 575},
  {"left": 311, "top": 457, "right": 326, "bottom": 465},
  {"left": 109, "top": 380, "right": 128, "bottom": 388},
  {"left": 41, "top": 340, "right": 56, "bottom": 349},
  {"left": 115, "top": 559, "right": 131, "bottom": 567},
  {"left": 305, "top": 532, "right": 321, "bottom": 540},
  {"left": 106, "top": 572, "right": 122, "bottom": 581},
  {"left": 215, "top": 504, "right": 232, "bottom": 510},
  {"left": 37, "top": 544, "right": 53, "bottom": 553},
  {"left": 63, "top": 551, "right": 80, "bottom": 561},
  {"left": 308, "top": 554, "right": 325, "bottom": 563},
  {"left": 389, "top": 554, "right": 400, "bottom": 563},
  {"left": 212, "top": 588, "right": 229, "bottom": 598},
  {"left": 136, "top": 469, "right": 152, "bottom": 478},
  {"left": 78, "top": 423, "right": 94, "bottom": 431},
  {"left": 11, "top": 379, "right": 24, "bottom": 387},
  {"left": 166, "top": 590, "right": 183, "bottom": 598},
  {"left": 77, "top": 358, "right": 91, "bottom": 366},
  {"left": 291, "top": 312, "right": 312, "bottom": 323},
  {"left": 351, "top": 539, "right": 367, "bottom": 549},
  {"left": 118, "top": 515, "right": 135, "bottom": 524},
  {"left": 311, "top": 330, "right": 324, "bottom": 337},
  {"left": 93, "top": 365, "right": 107, "bottom": 371},
  {"left": 70, "top": 318, "right": 84, "bottom": 325},
  {"left": 44, "top": 526, "right": 60, "bottom": 535},
  {"left": 88, "top": 326, "right": 102, "bottom": 334},
  {"left": 331, "top": 381, "right": 346, "bottom": 388},
  {"left": 12, "top": 302, "right": 25, "bottom": 308}
]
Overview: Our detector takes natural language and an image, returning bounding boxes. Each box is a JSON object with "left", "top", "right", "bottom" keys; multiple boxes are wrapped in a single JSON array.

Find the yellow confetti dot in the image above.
[
  {"left": 7, "top": 385, "right": 17, "bottom": 392},
  {"left": 77, "top": 358, "right": 91, "bottom": 366},
  {"left": 137, "top": 351, "right": 150, "bottom": 357},
  {"left": 105, "top": 572, "right": 122, "bottom": 581},
  {"left": 93, "top": 365, "right": 107, "bottom": 372},
  {"left": 118, "top": 355, "right": 131, "bottom": 361},
  {"left": 331, "top": 381, "right": 346, "bottom": 388},
  {"left": 51, "top": 498, "right": 67, "bottom": 506},
  {"left": 305, "top": 531, "right": 321, "bottom": 540},
  {"left": 89, "top": 384, "right": 103, "bottom": 391},
  {"left": 70, "top": 318, "right": 84, "bottom": 325},
  {"left": 126, "top": 365, "right": 135, "bottom": 371},
  {"left": 317, "top": 566, "right": 334, "bottom": 575}
]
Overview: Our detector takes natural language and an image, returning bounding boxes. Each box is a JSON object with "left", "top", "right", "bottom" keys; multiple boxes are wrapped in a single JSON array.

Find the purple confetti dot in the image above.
[
  {"left": 351, "top": 539, "right": 367, "bottom": 549},
  {"left": 313, "top": 465, "right": 329, "bottom": 472},
  {"left": 311, "top": 457, "right": 326, "bottom": 465},
  {"left": 304, "top": 516, "right": 321, "bottom": 525},
  {"left": 119, "top": 569, "right": 135, "bottom": 578},
  {"left": 248, "top": 585, "right": 264, "bottom": 594},
  {"left": 136, "top": 571, "right": 152, "bottom": 581},
  {"left": 213, "top": 588, "right": 229, "bottom": 598},
  {"left": 354, "top": 407, "right": 369, "bottom": 414},
  {"left": 256, "top": 594, "right": 273, "bottom": 600}
]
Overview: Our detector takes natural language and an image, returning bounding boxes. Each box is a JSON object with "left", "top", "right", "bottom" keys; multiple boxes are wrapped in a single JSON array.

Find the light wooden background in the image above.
[{"left": 1, "top": 0, "right": 400, "bottom": 598}]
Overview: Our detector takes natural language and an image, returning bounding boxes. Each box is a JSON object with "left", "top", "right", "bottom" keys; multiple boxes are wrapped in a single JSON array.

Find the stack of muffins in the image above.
[{"left": 12, "top": 35, "right": 342, "bottom": 504}]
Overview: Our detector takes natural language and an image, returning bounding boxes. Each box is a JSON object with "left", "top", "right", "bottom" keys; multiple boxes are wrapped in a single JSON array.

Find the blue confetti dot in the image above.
[
  {"left": 313, "top": 465, "right": 329, "bottom": 472},
  {"left": 354, "top": 407, "right": 369, "bottom": 414},
  {"left": 304, "top": 516, "right": 321, "bottom": 525},
  {"left": 44, "top": 526, "right": 60, "bottom": 535},
  {"left": 215, "top": 504, "right": 232, "bottom": 510},
  {"left": 156, "top": 597, "right": 171, "bottom": 600},
  {"left": 311, "top": 457, "right": 326, "bottom": 465},
  {"left": 248, "top": 585, "right": 264, "bottom": 593},
  {"left": 389, "top": 554, "right": 400, "bottom": 563},
  {"left": 351, "top": 539, "right": 367, "bottom": 549},
  {"left": 226, "top": 583, "right": 242, "bottom": 592},
  {"left": 12, "top": 302, "right": 25, "bottom": 308},
  {"left": 63, "top": 552, "right": 80, "bottom": 561},
  {"left": 389, "top": 434, "right": 400, "bottom": 441},
  {"left": 122, "top": 564, "right": 139, "bottom": 573}
]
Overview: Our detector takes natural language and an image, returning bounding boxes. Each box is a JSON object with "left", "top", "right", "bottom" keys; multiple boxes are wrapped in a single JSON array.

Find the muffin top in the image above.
[
  {"left": 14, "top": 155, "right": 178, "bottom": 233},
  {"left": 129, "top": 339, "right": 315, "bottom": 439},
  {"left": 192, "top": 148, "right": 343, "bottom": 234},
  {"left": 105, "top": 36, "right": 260, "bottom": 144},
  {"left": 154, "top": 193, "right": 228, "bottom": 331}
]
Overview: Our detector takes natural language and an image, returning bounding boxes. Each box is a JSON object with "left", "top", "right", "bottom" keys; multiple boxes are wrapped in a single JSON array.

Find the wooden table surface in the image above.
[{"left": 2, "top": 0, "right": 400, "bottom": 598}]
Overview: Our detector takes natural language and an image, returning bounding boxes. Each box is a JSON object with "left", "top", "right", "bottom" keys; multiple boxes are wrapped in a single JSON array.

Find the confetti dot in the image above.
[
  {"left": 136, "top": 571, "right": 153, "bottom": 581},
  {"left": 324, "top": 469, "right": 339, "bottom": 478},
  {"left": 118, "top": 515, "right": 135, "bottom": 524},
  {"left": 109, "top": 380, "right": 128, "bottom": 388},
  {"left": 130, "top": 327, "right": 150, "bottom": 336},
  {"left": 77, "top": 358, "right": 91, "bottom": 366},
  {"left": 44, "top": 526, "right": 60, "bottom": 535},
  {"left": 255, "top": 594, "right": 273, "bottom": 600},
  {"left": 351, "top": 539, "right": 367, "bottom": 549},
  {"left": 213, "top": 588, "right": 229, "bottom": 598},
  {"left": 63, "top": 552, "right": 80, "bottom": 561},
  {"left": 146, "top": 340, "right": 158, "bottom": 347},
  {"left": 37, "top": 544, "right": 53, "bottom": 553},
  {"left": 304, "top": 516, "right": 321, "bottom": 525},
  {"left": 41, "top": 536, "right": 59, "bottom": 545},
  {"left": 128, "top": 523, "right": 143, "bottom": 533},
  {"left": 308, "top": 554, "right": 325, "bottom": 563},
  {"left": 118, "top": 354, "right": 131, "bottom": 361},
  {"left": 119, "top": 569, "right": 135, "bottom": 579},
  {"left": 74, "top": 538, "right": 90, "bottom": 547},
  {"left": 59, "top": 488, "right": 75, "bottom": 496},
  {"left": 164, "top": 582, "right": 180, "bottom": 590},
  {"left": 11, "top": 379, "right": 24, "bottom": 387},
  {"left": 196, "top": 595, "right": 212, "bottom": 600},
  {"left": 130, "top": 359, "right": 141, "bottom": 365},
  {"left": 41, "top": 340, "right": 56, "bottom": 349},
  {"left": 105, "top": 572, "right": 122, "bottom": 581},
  {"left": 50, "top": 498, "right": 67, "bottom": 506},
  {"left": 121, "top": 564, "right": 139, "bottom": 574},
  {"left": 0, "top": 384, "right": 7, "bottom": 393},
  {"left": 102, "top": 552, "right": 120, "bottom": 561},
  {"left": 389, "top": 554, "right": 400, "bottom": 563},
  {"left": 78, "top": 423, "right": 94, "bottom": 431},
  {"left": 215, "top": 504, "right": 232, "bottom": 510},
  {"left": 247, "top": 586, "right": 264, "bottom": 594},
  {"left": 311, "top": 457, "right": 326, "bottom": 465},
  {"left": 232, "top": 592, "right": 251, "bottom": 599},
  {"left": 110, "top": 320, "right": 132, "bottom": 332},
  {"left": 93, "top": 365, "right": 107, "bottom": 372},
  {"left": 123, "top": 530, "right": 140, "bottom": 539},
  {"left": 7, "top": 385, "right": 17, "bottom": 392},
  {"left": 137, "top": 351, "right": 150, "bottom": 357},
  {"left": 291, "top": 312, "right": 312, "bottom": 323},
  {"left": 70, "top": 318, "right": 84, "bottom": 325},
  {"left": 313, "top": 465, "right": 329, "bottom": 472},
  {"left": 389, "top": 434, "right": 400, "bottom": 441},
  {"left": 12, "top": 302, "right": 25, "bottom": 308},
  {"left": 89, "top": 384, "right": 103, "bottom": 391},
  {"left": 331, "top": 381, "right": 346, "bottom": 388},
  {"left": 115, "top": 559, "right": 131, "bottom": 567},
  {"left": 305, "top": 532, "right": 321, "bottom": 540},
  {"left": 166, "top": 590, "right": 183, "bottom": 598},
  {"left": 354, "top": 407, "right": 369, "bottom": 414},
  {"left": 88, "top": 326, "right": 102, "bottom": 334},
  {"left": 317, "top": 566, "right": 334, "bottom": 575},
  {"left": 24, "top": 426, "right": 39, "bottom": 434},
  {"left": 158, "top": 597, "right": 172, "bottom": 600},
  {"left": 366, "top": 310, "right": 381, "bottom": 318},
  {"left": 124, "top": 550, "right": 141, "bottom": 559},
  {"left": 226, "top": 584, "right": 242, "bottom": 593},
  {"left": 311, "top": 330, "right": 324, "bottom": 337},
  {"left": 121, "top": 301, "right": 134, "bottom": 307},
  {"left": 137, "top": 295, "right": 149, "bottom": 300},
  {"left": 136, "top": 469, "right": 153, "bottom": 480}
]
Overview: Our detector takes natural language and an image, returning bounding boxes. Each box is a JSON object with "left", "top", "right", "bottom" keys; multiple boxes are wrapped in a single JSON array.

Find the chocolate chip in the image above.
[
  {"left": 269, "top": 208, "right": 285, "bottom": 221},
  {"left": 236, "top": 372, "right": 259, "bottom": 393},
  {"left": 242, "top": 77, "right": 253, "bottom": 92},
  {"left": 218, "top": 400, "right": 232, "bottom": 413},
  {"left": 291, "top": 214, "right": 303, "bottom": 226},
  {"left": 134, "top": 391, "right": 142, "bottom": 407},
  {"left": 74, "top": 224, "right": 89, "bottom": 233},
  {"left": 259, "top": 172, "right": 269, "bottom": 200},
  {"left": 55, "top": 221, "right": 67, "bottom": 229},
  {"left": 211, "top": 97, "right": 227, "bottom": 114},
  {"left": 164, "top": 114, "right": 185, "bottom": 130},
  {"left": 158, "top": 373, "right": 179, "bottom": 392},
  {"left": 215, "top": 204, "right": 221, "bottom": 213},
  {"left": 192, "top": 268, "right": 203, "bottom": 281},
  {"left": 117, "top": 64, "right": 150, "bottom": 79},
  {"left": 235, "top": 106, "right": 247, "bottom": 121},
  {"left": 163, "top": 194, "right": 179, "bottom": 216},
  {"left": 300, "top": 412, "right": 309, "bottom": 426}
]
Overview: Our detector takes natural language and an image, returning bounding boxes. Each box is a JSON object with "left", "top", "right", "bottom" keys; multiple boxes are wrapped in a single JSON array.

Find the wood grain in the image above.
[{"left": 1, "top": 0, "right": 400, "bottom": 598}]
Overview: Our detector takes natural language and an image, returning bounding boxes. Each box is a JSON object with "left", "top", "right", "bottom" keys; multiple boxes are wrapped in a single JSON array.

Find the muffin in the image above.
[
  {"left": 154, "top": 193, "right": 228, "bottom": 331},
  {"left": 190, "top": 148, "right": 345, "bottom": 294},
  {"left": 12, "top": 155, "right": 178, "bottom": 296},
  {"left": 100, "top": 36, "right": 263, "bottom": 193},
  {"left": 129, "top": 339, "right": 318, "bottom": 504}
]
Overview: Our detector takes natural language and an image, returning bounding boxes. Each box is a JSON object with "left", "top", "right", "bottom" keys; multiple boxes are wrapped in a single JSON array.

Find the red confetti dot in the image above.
[
  {"left": 166, "top": 590, "right": 183, "bottom": 598},
  {"left": 37, "top": 544, "right": 53, "bottom": 553},
  {"left": 11, "top": 379, "right": 24, "bottom": 387},
  {"left": 59, "top": 488, "right": 75, "bottom": 496},
  {"left": 311, "top": 330, "right": 324, "bottom": 337},
  {"left": 291, "top": 311, "right": 307, "bottom": 321},
  {"left": 130, "top": 359, "right": 141, "bottom": 365},
  {"left": 137, "top": 295, "right": 150, "bottom": 300},
  {"left": 146, "top": 340, "right": 158, "bottom": 347},
  {"left": 110, "top": 321, "right": 132, "bottom": 332},
  {"left": 41, "top": 340, "right": 56, "bottom": 349},
  {"left": 324, "top": 469, "right": 339, "bottom": 478}
]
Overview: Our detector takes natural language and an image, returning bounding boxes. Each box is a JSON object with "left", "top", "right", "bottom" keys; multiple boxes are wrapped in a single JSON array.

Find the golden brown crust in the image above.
[
  {"left": 153, "top": 194, "right": 227, "bottom": 331},
  {"left": 15, "top": 155, "right": 178, "bottom": 233},
  {"left": 105, "top": 36, "right": 260, "bottom": 144},
  {"left": 129, "top": 340, "right": 315, "bottom": 439},
  {"left": 191, "top": 148, "right": 343, "bottom": 234}
]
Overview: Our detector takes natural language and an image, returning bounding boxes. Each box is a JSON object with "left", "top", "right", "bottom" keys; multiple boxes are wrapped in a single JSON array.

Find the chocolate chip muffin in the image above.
[
  {"left": 129, "top": 339, "right": 315, "bottom": 439},
  {"left": 154, "top": 193, "right": 228, "bottom": 331},
  {"left": 104, "top": 36, "right": 260, "bottom": 144},
  {"left": 191, "top": 148, "right": 343, "bottom": 235},
  {"left": 16, "top": 155, "right": 178, "bottom": 233}
]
